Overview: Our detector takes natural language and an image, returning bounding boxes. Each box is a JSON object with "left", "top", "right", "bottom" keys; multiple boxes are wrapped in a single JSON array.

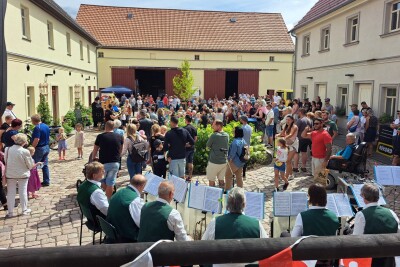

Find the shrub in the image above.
[
  {"left": 192, "top": 121, "right": 271, "bottom": 174},
  {"left": 62, "top": 101, "right": 93, "bottom": 133},
  {"left": 335, "top": 106, "right": 346, "bottom": 117},
  {"left": 379, "top": 113, "right": 394, "bottom": 124},
  {"left": 37, "top": 94, "right": 52, "bottom": 125}
]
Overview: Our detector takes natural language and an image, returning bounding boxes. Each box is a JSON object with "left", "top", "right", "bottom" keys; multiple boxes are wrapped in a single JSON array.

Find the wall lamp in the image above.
[
  {"left": 345, "top": 74, "right": 354, "bottom": 77},
  {"left": 85, "top": 76, "right": 91, "bottom": 81},
  {"left": 306, "top": 76, "right": 313, "bottom": 79},
  {"left": 45, "top": 73, "right": 53, "bottom": 77}
]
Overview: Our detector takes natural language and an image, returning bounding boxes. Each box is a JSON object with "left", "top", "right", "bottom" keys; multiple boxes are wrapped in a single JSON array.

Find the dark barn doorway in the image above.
[
  {"left": 225, "top": 71, "right": 238, "bottom": 99},
  {"left": 135, "top": 69, "right": 165, "bottom": 97}
]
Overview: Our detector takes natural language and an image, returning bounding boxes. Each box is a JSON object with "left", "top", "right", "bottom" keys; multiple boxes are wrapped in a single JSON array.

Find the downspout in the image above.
[
  {"left": 96, "top": 46, "right": 99, "bottom": 93},
  {"left": 0, "top": 1, "right": 7, "bottom": 122},
  {"left": 290, "top": 31, "right": 297, "bottom": 98}
]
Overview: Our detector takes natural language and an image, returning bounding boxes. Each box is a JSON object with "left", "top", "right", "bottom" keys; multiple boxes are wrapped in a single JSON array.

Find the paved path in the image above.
[{"left": 0, "top": 129, "right": 397, "bottom": 249}]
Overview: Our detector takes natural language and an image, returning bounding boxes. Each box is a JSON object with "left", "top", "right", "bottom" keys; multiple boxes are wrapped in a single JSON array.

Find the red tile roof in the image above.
[
  {"left": 291, "top": 0, "right": 355, "bottom": 32},
  {"left": 76, "top": 4, "right": 294, "bottom": 53}
]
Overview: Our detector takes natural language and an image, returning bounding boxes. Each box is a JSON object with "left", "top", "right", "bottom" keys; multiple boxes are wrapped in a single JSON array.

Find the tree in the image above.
[
  {"left": 36, "top": 93, "right": 52, "bottom": 125},
  {"left": 173, "top": 60, "right": 196, "bottom": 101}
]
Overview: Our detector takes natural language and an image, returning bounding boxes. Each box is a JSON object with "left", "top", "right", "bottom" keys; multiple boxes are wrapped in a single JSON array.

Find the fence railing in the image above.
[{"left": 1, "top": 234, "right": 400, "bottom": 266}]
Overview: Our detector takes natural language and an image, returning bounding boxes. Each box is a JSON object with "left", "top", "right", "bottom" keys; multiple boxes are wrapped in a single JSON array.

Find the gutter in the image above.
[{"left": 290, "top": 32, "right": 297, "bottom": 97}]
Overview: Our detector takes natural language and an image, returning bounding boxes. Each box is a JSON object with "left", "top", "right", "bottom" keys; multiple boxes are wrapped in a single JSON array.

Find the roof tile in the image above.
[{"left": 76, "top": 5, "right": 294, "bottom": 53}]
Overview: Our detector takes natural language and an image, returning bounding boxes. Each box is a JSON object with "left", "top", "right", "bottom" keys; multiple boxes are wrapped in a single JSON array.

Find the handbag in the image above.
[{"left": 349, "top": 118, "right": 360, "bottom": 133}]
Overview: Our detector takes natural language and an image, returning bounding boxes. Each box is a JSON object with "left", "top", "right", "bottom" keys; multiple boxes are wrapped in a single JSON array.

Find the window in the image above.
[
  {"left": 66, "top": 33, "right": 71, "bottom": 55},
  {"left": 98, "top": 52, "right": 104, "bottom": 58},
  {"left": 21, "top": 6, "right": 30, "bottom": 39},
  {"left": 301, "top": 86, "right": 308, "bottom": 100},
  {"left": 74, "top": 86, "right": 81, "bottom": 103},
  {"left": 269, "top": 56, "right": 275, "bottom": 62},
  {"left": 320, "top": 26, "right": 330, "bottom": 51},
  {"left": 69, "top": 87, "right": 74, "bottom": 108},
  {"left": 79, "top": 41, "right": 83, "bottom": 60},
  {"left": 391, "top": 1, "right": 400, "bottom": 31},
  {"left": 47, "top": 21, "right": 54, "bottom": 48},
  {"left": 26, "top": 87, "right": 35, "bottom": 116},
  {"left": 337, "top": 86, "right": 348, "bottom": 110},
  {"left": 383, "top": 87, "right": 397, "bottom": 115},
  {"left": 87, "top": 44, "right": 90, "bottom": 63},
  {"left": 346, "top": 14, "right": 359, "bottom": 44},
  {"left": 302, "top": 34, "right": 310, "bottom": 56},
  {"left": 194, "top": 55, "right": 200, "bottom": 60}
]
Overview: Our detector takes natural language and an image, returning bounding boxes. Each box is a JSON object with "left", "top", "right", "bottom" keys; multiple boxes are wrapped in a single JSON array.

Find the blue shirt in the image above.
[
  {"left": 32, "top": 123, "right": 50, "bottom": 147},
  {"left": 335, "top": 144, "right": 354, "bottom": 160},
  {"left": 228, "top": 138, "right": 245, "bottom": 168},
  {"left": 242, "top": 124, "right": 252, "bottom": 146},
  {"left": 113, "top": 128, "right": 125, "bottom": 136},
  {"left": 2, "top": 130, "right": 18, "bottom": 147},
  {"left": 273, "top": 106, "right": 280, "bottom": 124},
  {"left": 347, "top": 111, "right": 354, "bottom": 122}
]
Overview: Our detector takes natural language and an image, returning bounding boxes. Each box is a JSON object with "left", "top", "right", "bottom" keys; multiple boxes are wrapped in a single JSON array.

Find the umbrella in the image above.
[{"left": 101, "top": 85, "right": 133, "bottom": 94}]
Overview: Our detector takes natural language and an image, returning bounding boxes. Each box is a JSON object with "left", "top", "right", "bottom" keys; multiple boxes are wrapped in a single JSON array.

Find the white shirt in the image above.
[
  {"left": 265, "top": 109, "right": 274, "bottom": 126},
  {"left": 291, "top": 206, "right": 328, "bottom": 237},
  {"left": 88, "top": 180, "right": 109, "bottom": 216},
  {"left": 273, "top": 95, "right": 281, "bottom": 104},
  {"left": 276, "top": 147, "right": 288, "bottom": 163},
  {"left": 202, "top": 215, "right": 268, "bottom": 267},
  {"left": 2, "top": 108, "right": 16, "bottom": 122},
  {"left": 155, "top": 197, "right": 189, "bottom": 241},
  {"left": 128, "top": 185, "right": 145, "bottom": 228},
  {"left": 5, "top": 145, "right": 35, "bottom": 178},
  {"left": 353, "top": 202, "right": 400, "bottom": 235},
  {"left": 393, "top": 118, "right": 400, "bottom": 136}
]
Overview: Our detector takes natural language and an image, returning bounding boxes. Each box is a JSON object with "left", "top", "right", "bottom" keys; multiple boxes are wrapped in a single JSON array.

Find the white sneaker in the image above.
[
  {"left": 23, "top": 209, "right": 32, "bottom": 215},
  {"left": 288, "top": 175, "right": 294, "bottom": 180}
]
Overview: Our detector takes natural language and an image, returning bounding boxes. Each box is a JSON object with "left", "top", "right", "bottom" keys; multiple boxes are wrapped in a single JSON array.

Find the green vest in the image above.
[
  {"left": 300, "top": 209, "right": 340, "bottom": 236},
  {"left": 215, "top": 213, "right": 259, "bottom": 240},
  {"left": 137, "top": 201, "right": 174, "bottom": 242},
  {"left": 361, "top": 206, "right": 398, "bottom": 234},
  {"left": 77, "top": 180, "right": 105, "bottom": 220},
  {"left": 107, "top": 186, "right": 139, "bottom": 242}
]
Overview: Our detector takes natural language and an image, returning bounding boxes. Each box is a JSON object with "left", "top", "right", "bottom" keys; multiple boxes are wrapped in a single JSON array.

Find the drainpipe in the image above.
[
  {"left": 0, "top": 1, "right": 7, "bottom": 123},
  {"left": 290, "top": 31, "right": 297, "bottom": 98}
]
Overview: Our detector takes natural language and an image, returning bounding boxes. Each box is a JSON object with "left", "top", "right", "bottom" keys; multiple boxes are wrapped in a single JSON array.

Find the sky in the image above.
[{"left": 54, "top": 0, "right": 319, "bottom": 31}]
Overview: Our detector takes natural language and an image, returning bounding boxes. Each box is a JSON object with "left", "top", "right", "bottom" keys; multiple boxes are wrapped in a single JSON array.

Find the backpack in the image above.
[
  {"left": 349, "top": 117, "right": 360, "bottom": 133},
  {"left": 127, "top": 136, "right": 149, "bottom": 163},
  {"left": 239, "top": 142, "right": 250, "bottom": 163}
]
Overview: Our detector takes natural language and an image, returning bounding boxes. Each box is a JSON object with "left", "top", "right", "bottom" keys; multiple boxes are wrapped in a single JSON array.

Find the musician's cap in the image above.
[{"left": 6, "top": 102, "right": 15, "bottom": 106}]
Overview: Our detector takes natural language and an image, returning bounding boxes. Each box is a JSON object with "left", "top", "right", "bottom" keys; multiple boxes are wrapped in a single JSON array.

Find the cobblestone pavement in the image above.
[{"left": 0, "top": 129, "right": 397, "bottom": 249}]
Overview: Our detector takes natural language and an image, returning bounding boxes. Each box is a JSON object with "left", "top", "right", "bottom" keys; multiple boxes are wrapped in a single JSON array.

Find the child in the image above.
[
  {"left": 274, "top": 138, "right": 289, "bottom": 192},
  {"left": 152, "top": 139, "right": 167, "bottom": 178},
  {"left": 27, "top": 147, "right": 41, "bottom": 199},
  {"left": 74, "top": 123, "right": 84, "bottom": 159},
  {"left": 160, "top": 125, "right": 168, "bottom": 136},
  {"left": 56, "top": 127, "right": 68, "bottom": 160}
]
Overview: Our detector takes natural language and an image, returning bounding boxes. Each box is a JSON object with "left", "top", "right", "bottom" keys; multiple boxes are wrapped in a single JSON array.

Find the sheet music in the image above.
[
  {"left": 326, "top": 194, "right": 338, "bottom": 216},
  {"left": 204, "top": 186, "right": 223, "bottom": 213},
  {"left": 144, "top": 173, "right": 164, "bottom": 196},
  {"left": 351, "top": 184, "right": 387, "bottom": 208},
  {"left": 392, "top": 167, "right": 400, "bottom": 185},
  {"left": 290, "top": 192, "right": 308, "bottom": 216},
  {"left": 375, "top": 166, "right": 395, "bottom": 186},
  {"left": 273, "top": 192, "right": 291, "bottom": 217},
  {"left": 168, "top": 175, "right": 188, "bottom": 203},
  {"left": 329, "top": 193, "right": 353, "bottom": 217},
  {"left": 244, "top": 192, "right": 265, "bottom": 220},
  {"left": 188, "top": 183, "right": 206, "bottom": 210}
]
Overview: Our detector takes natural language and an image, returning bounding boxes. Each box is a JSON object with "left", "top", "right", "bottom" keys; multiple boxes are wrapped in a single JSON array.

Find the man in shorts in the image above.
[
  {"left": 293, "top": 108, "right": 312, "bottom": 173},
  {"left": 92, "top": 121, "right": 124, "bottom": 199},
  {"left": 184, "top": 115, "right": 197, "bottom": 181},
  {"left": 206, "top": 120, "right": 229, "bottom": 187}
]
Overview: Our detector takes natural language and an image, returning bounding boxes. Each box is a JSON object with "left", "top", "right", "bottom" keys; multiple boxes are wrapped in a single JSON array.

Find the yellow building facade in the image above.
[{"left": 4, "top": 0, "right": 98, "bottom": 121}]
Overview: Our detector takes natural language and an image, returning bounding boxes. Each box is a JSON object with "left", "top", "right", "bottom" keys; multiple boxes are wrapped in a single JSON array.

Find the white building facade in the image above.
[{"left": 292, "top": 0, "right": 400, "bottom": 118}]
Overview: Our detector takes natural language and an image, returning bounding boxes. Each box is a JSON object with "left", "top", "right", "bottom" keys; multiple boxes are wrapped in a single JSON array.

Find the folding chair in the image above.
[
  {"left": 96, "top": 215, "right": 119, "bottom": 244},
  {"left": 77, "top": 202, "right": 102, "bottom": 245}
]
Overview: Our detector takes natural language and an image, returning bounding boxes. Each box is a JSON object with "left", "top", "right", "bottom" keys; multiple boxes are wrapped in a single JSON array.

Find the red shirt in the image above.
[
  {"left": 311, "top": 130, "right": 332, "bottom": 159},
  {"left": 163, "top": 96, "right": 168, "bottom": 105}
]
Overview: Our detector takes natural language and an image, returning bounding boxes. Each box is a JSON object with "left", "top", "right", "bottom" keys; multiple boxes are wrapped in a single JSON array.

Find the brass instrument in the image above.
[{"left": 193, "top": 213, "right": 207, "bottom": 240}]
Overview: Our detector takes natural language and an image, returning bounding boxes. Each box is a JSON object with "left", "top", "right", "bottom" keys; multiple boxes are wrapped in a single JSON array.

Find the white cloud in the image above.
[{"left": 55, "top": 0, "right": 319, "bottom": 29}]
